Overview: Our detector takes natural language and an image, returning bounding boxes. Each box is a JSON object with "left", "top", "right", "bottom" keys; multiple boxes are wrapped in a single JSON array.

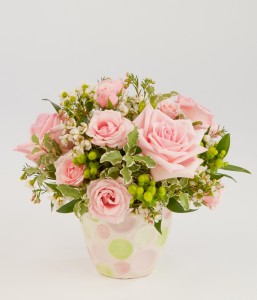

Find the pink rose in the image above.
[
  {"left": 159, "top": 100, "right": 181, "bottom": 119},
  {"left": 134, "top": 104, "right": 206, "bottom": 181},
  {"left": 55, "top": 151, "right": 85, "bottom": 186},
  {"left": 203, "top": 189, "right": 222, "bottom": 209},
  {"left": 175, "top": 95, "right": 214, "bottom": 130},
  {"left": 87, "top": 178, "right": 131, "bottom": 224},
  {"left": 87, "top": 110, "right": 134, "bottom": 148},
  {"left": 16, "top": 113, "right": 69, "bottom": 162},
  {"left": 96, "top": 79, "right": 123, "bottom": 108}
]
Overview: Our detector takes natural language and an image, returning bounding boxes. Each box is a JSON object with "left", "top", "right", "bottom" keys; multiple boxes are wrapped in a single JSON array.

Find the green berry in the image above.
[
  {"left": 89, "top": 161, "right": 99, "bottom": 169},
  {"left": 61, "top": 91, "right": 68, "bottom": 98},
  {"left": 64, "top": 99, "right": 70, "bottom": 106},
  {"left": 147, "top": 186, "right": 156, "bottom": 195},
  {"left": 136, "top": 194, "right": 143, "bottom": 201},
  {"left": 77, "top": 154, "right": 86, "bottom": 164},
  {"left": 210, "top": 166, "right": 218, "bottom": 173},
  {"left": 88, "top": 150, "right": 99, "bottom": 160},
  {"left": 215, "top": 159, "right": 224, "bottom": 169},
  {"left": 138, "top": 174, "right": 150, "bottom": 184},
  {"left": 70, "top": 95, "right": 76, "bottom": 102},
  {"left": 128, "top": 184, "right": 138, "bottom": 195},
  {"left": 208, "top": 146, "right": 218, "bottom": 156},
  {"left": 220, "top": 150, "right": 226, "bottom": 157},
  {"left": 207, "top": 153, "right": 214, "bottom": 159},
  {"left": 158, "top": 186, "right": 166, "bottom": 196},
  {"left": 150, "top": 180, "right": 156, "bottom": 186},
  {"left": 90, "top": 167, "right": 98, "bottom": 176},
  {"left": 72, "top": 157, "right": 79, "bottom": 165},
  {"left": 143, "top": 191, "right": 153, "bottom": 202},
  {"left": 83, "top": 169, "right": 91, "bottom": 179},
  {"left": 137, "top": 187, "right": 144, "bottom": 195}
]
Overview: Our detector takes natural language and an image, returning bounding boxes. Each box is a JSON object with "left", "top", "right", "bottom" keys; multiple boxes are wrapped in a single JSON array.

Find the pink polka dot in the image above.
[
  {"left": 97, "top": 224, "right": 110, "bottom": 239},
  {"left": 109, "top": 216, "right": 136, "bottom": 233},
  {"left": 114, "top": 261, "right": 131, "bottom": 275},
  {"left": 132, "top": 250, "right": 157, "bottom": 273}
]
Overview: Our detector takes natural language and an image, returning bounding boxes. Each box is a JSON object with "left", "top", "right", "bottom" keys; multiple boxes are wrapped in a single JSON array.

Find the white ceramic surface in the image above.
[{"left": 81, "top": 209, "right": 172, "bottom": 279}]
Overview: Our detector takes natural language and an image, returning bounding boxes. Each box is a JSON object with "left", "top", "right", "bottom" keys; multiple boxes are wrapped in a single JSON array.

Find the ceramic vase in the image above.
[{"left": 81, "top": 209, "right": 172, "bottom": 279}]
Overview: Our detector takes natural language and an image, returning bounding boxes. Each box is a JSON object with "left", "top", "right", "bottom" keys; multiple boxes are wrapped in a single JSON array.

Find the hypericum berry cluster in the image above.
[
  {"left": 200, "top": 134, "right": 228, "bottom": 173},
  {"left": 128, "top": 174, "right": 167, "bottom": 206},
  {"left": 73, "top": 149, "right": 101, "bottom": 180}
]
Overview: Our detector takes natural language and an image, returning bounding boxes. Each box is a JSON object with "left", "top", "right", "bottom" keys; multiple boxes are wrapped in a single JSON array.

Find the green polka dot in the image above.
[
  {"left": 96, "top": 264, "right": 113, "bottom": 277},
  {"left": 109, "top": 239, "right": 133, "bottom": 259},
  {"left": 157, "top": 227, "right": 169, "bottom": 246}
]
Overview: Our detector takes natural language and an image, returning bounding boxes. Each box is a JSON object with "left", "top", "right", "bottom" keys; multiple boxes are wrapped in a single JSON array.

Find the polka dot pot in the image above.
[{"left": 81, "top": 209, "right": 172, "bottom": 279}]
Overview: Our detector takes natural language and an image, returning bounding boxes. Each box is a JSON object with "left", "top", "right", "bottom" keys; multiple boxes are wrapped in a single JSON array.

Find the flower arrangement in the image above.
[{"left": 16, "top": 73, "right": 250, "bottom": 233}]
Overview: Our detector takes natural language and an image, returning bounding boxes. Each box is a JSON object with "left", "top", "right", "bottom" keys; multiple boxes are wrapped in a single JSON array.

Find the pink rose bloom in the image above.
[
  {"left": 134, "top": 104, "right": 206, "bottom": 181},
  {"left": 55, "top": 151, "right": 85, "bottom": 186},
  {"left": 87, "top": 178, "right": 131, "bottom": 224},
  {"left": 159, "top": 100, "right": 181, "bottom": 119},
  {"left": 203, "top": 189, "right": 222, "bottom": 209},
  {"left": 96, "top": 79, "right": 123, "bottom": 108},
  {"left": 175, "top": 95, "right": 214, "bottom": 130},
  {"left": 87, "top": 110, "right": 134, "bottom": 148},
  {"left": 16, "top": 113, "right": 69, "bottom": 162}
]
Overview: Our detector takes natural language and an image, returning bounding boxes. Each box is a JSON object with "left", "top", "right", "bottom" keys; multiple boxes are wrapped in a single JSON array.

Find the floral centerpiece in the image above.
[{"left": 16, "top": 73, "right": 250, "bottom": 279}]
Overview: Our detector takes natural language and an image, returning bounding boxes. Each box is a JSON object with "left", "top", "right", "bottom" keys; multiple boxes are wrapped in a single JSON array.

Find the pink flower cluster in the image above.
[
  {"left": 16, "top": 113, "right": 70, "bottom": 162},
  {"left": 16, "top": 77, "right": 222, "bottom": 224}
]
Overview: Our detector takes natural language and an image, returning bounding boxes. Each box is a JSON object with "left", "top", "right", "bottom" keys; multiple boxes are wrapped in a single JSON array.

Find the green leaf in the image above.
[
  {"left": 180, "top": 178, "right": 188, "bottom": 188},
  {"left": 133, "top": 155, "right": 156, "bottom": 168},
  {"left": 120, "top": 167, "right": 132, "bottom": 184},
  {"left": 100, "top": 150, "right": 123, "bottom": 165},
  {"left": 73, "top": 200, "right": 88, "bottom": 218},
  {"left": 45, "top": 182, "right": 61, "bottom": 193},
  {"left": 57, "top": 199, "right": 80, "bottom": 213},
  {"left": 123, "top": 156, "right": 134, "bottom": 167},
  {"left": 154, "top": 220, "right": 162, "bottom": 234},
  {"left": 51, "top": 139, "right": 62, "bottom": 156},
  {"left": 85, "top": 100, "right": 94, "bottom": 112},
  {"left": 146, "top": 85, "right": 155, "bottom": 97},
  {"left": 192, "top": 121, "right": 203, "bottom": 127},
  {"left": 37, "top": 174, "right": 46, "bottom": 186},
  {"left": 42, "top": 133, "right": 53, "bottom": 152},
  {"left": 178, "top": 192, "right": 190, "bottom": 211},
  {"left": 167, "top": 197, "right": 197, "bottom": 213},
  {"left": 56, "top": 184, "right": 82, "bottom": 199},
  {"left": 124, "top": 126, "right": 138, "bottom": 154},
  {"left": 221, "top": 164, "right": 251, "bottom": 174},
  {"left": 24, "top": 166, "right": 40, "bottom": 176},
  {"left": 108, "top": 167, "right": 120, "bottom": 179},
  {"left": 31, "top": 134, "right": 39, "bottom": 144},
  {"left": 31, "top": 147, "right": 41, "bottom": 154},
  {"left": 129, "top": 163, "right": 141, "bottom": 172},
  {"left": 42, "top": 99, "right": 61, "bottom": 113},
  {"left": 106, "top": 99, "right": 114, "bottom": 109},
  {"left": 216, "top": 133, "right": 230, "bottom": 156},
  {"left": 210, "top": 173, "right": 237, "bottom": 182},
  {"left": 100, "top": 169, "right": 109, "bottom": 179}
]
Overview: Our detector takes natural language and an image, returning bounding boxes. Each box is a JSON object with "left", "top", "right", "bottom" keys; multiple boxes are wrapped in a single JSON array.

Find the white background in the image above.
[{"left": 0, "top": 0, "right": 257, "bottom": 299}]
